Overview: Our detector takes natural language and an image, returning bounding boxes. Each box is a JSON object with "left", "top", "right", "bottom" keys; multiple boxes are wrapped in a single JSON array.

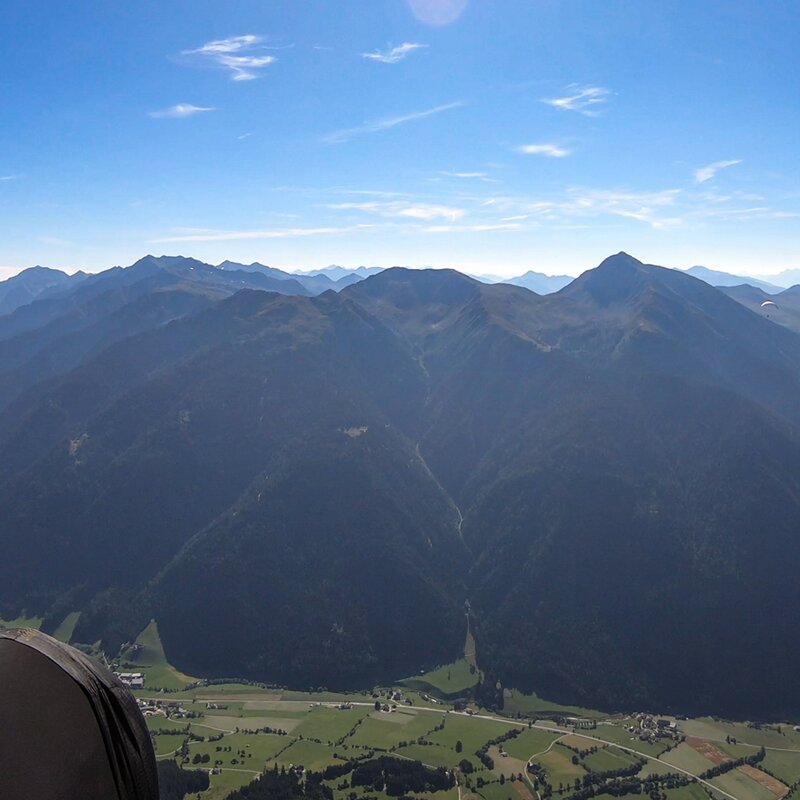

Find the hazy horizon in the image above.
[{"left": 1, "top": 250, "right": 797, "bottom": 286}]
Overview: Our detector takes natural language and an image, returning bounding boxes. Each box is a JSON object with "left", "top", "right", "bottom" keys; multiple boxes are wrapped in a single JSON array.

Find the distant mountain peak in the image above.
[
  {"left": 566, "top": 252, "right": 653, "bottom": 305},
  {"left": 595, "top": 251, "right": 645, "bottom": 271},
  {"left": 501, "top": 269, "right": 573, "bottom": 294}
]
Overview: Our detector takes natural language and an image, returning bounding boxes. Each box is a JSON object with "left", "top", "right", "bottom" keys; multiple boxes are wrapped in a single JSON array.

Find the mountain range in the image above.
[
  {"left": 1, "top": 252, "right": 800, "bottom": 717},
  {"left": 683, "top": 266, "right": 784, "bottom": 294},
  {"left": 6, "top": 258, "right": 798, "bottom": 316}
]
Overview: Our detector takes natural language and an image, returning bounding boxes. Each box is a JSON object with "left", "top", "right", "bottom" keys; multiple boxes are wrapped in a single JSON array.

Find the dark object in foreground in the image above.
[{"left": 0, "top": 627, "right": 158, "bottom": 800}]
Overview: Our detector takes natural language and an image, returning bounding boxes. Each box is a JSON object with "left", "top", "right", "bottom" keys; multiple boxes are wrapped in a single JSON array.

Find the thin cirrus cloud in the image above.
[
  {"left": 328, "top": 201, "right": 465, "bottom": 221},
  {"left": 694, "top": 159, "right": 742, "bottom": 183},
  {"left": 362, "top": 42, "right": 427, "bottom": 63},
  {"left": 542, "top": 84, "right": 610, "bottom": 115},
  {"left": 440, "top": 171, "right": 498, "bottom": 183},
  {"left": 0, "top": 174, "right": 18, "bottom": 181},
  {"left": 148, "top": 104, "right": 215, "bottom": 119},
  {"left": 324, "top": 101, "right": 462, "bottom": 143},
  {"left": 423, "top": 223, "right": 523, "bottom": 233},
  {"left": 182, "top": 35, "right": 278, "bottom": 81},
  {"left": 516, "top": 143, "right": 570, "bottom": 158}
]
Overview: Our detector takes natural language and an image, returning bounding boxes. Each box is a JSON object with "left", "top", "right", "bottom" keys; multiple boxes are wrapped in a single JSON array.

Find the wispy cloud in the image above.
[
  {"left": 542, "top": 84, "right": 610, "bottom": 115},
  {"left": 479, "top": 188, "right": 683, "bottom": 229},
  {"left": 516, "top": 143, "right": 570, "bottom": 158},
  {"left": 694, "top": 159, "right": 742, "bottom": 183},
  {"left": 692, "top": 206, "right": 799, "bottom": 221},
  {"left": 182, "top": 35, "right": 278, "bottom": 81},
  {"left": 441, "top": 171, "right": 486, "bottom": 179},
  {"left": 153, "top": 224, "right": 376, "bottom": 243},
  {"left": 440, "top": 171, "right": 498, "bottom": 183},
  {"left": 559, "top": 188, "right": 682, "bottom": 228},
  {"left": 423, "top": 223, "right": 523, "bottom": 233},
  {"left": 328, "top": 201, "right": 465, "bottom": 221},
  {"left": 335, "top": 189, "right": 408, "bottom": 198},
  {"left": 237, "top": 132, "right": 254, "bottom": 140},
  {"left": 362, "top": 42, "right": 427, "bottom": 63},
  {"left": 149, "top": 104, "right": 215, "bottom": 119},
  {"left": 0, "top": 174, "right": 18, "bottom": 182},
  {"left": 324, "top": 101, "right": 462, "bottom": 143}
]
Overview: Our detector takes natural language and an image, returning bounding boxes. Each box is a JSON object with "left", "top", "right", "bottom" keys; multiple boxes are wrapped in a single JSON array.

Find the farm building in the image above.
[{"left": 115, "top": 672, "right": 144, "bottom": 689}]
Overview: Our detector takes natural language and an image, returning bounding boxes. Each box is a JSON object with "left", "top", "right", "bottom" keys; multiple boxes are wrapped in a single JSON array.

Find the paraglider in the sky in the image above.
[
  {"left": 0, "top": 627, "right": 158, "bottom": 800},
  {"left": 761, "top": 299, "right": 778, "bottom": 317}
]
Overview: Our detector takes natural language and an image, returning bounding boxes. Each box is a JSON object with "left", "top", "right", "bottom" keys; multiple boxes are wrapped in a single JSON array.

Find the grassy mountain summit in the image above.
[{"left": 1, "top": 253, "right": 799, "bottom": 716}]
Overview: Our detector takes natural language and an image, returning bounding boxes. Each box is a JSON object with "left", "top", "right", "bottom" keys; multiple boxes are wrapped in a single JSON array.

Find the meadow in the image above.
[{"left": 7, "top": 616, "right": 800, "bottom": 800}]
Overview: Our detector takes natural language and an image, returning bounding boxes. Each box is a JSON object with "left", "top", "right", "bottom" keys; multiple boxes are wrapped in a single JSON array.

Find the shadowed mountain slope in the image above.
[
  {"left": 0, "top": 256, "right": 315, "bottom": 411},
  {"left": 0, "top": 288, "right": 466, "bottom": 687},
  {"left": 2, "top": 253, "right": 800, "bottom": 715}
]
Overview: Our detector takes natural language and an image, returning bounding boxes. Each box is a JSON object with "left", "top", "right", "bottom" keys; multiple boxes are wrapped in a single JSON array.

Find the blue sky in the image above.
[{"left": 1, "top": 0, "right": 798, "bottom": 278}]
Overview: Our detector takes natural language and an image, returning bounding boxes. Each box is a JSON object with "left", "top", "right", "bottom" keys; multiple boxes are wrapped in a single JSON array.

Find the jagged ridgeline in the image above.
[{"left": 2, "top": 253, "right": 800, "bottom": 717}]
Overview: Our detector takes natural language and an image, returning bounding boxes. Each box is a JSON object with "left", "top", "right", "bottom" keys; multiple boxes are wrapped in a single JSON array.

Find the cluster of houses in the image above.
[
  {"left": 135, "top": 697, "right": 191, "bottom": 719},
  {"left": 136, "top": 698, "right": 165, "bottom": 718},
  {"left": 627, "top": 713, "right": 679, "bottom": 742}
]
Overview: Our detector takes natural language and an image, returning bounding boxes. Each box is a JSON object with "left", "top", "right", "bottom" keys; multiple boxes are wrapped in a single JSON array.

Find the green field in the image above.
[
  {"left": 720, "top": 741, "right": 762, "bottom": 760},
  {"left": 534, "top": 744, "right": 587, "bottom": 787},
  {"left": 502, "top": 688, "right": 606, "bottom": 720},
  {"left": 474, "top": 780, "right": 520, "bottom": 800},
  {"left": 680, "top": 718, "right": 800, "bottom": 751},
  {"left": 269, "top": 739, "right": 338, "bottom": 770},
  {"left": 762, "top": 748, "right": 800, "bottom": 784},
  {"left": 345, "top": 709, "right": 443, "bottom": 749},
  {"left": 51, "top": 611, "right": 81, "bottom": 643},
  {"left": 395, "top": 742, "right": 459, "bottom": 768},
  {"left": 660, "top": 743, "right": 715, "bottom": 775},
  {"left": 0, "top": 613, "right": 43, "bottom": 630},
  {"left": 153, "top": 734, "right": 186, "bottom": 757},
  {"left": 402, "top": 658, "right": 480, "bottom": 697},
  {"left": 638, "top": 759, "right": 681, "bottom": 777},
  {"left": 282, "top": 689, "right": 376, "bottom": 704},
  {"left": 144, "top": 714, "right": 179, "bottom": 732},
  {"left": 292, "top": 705, "right": 373, "bottom": 742},
  {"left": 709, "top": 768, "right": 781, "bottom": 800},
  {"left": 582, "top": 746, "right": 637, "bottom": 772},
  {"left": 428, "top": 714, "right": 518, "bottom": 755},
  {"left": 188, "top": 731, "right": 290, "bottom": 767},
  {"left": 595, "top": 785, "right": 708, "bottom": 800},
  {"left": 121, "top": 620, "right": 197, "bottom": 690},
  {"left": 202, "top": 768, "right": 264, "bottom": 800},
  {"left": 501, "top": 727, "right": 561, "bottom": 761}
]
